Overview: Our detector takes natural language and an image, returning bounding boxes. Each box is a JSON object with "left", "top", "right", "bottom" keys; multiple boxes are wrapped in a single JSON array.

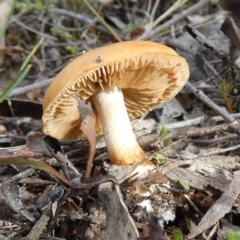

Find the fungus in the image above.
[{"left": 42, "top": 41, "right": 189, "bottom": 165}]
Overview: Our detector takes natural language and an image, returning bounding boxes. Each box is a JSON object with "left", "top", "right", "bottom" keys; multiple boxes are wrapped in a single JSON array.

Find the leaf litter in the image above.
[{"left": 1, "top": 0, "right": 240, "bottom": 239}]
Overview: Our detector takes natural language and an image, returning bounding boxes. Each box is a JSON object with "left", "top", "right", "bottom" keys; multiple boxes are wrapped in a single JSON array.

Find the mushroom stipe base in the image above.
[{"left": 92, "top": 87, "right": 146, "bottom": 165}]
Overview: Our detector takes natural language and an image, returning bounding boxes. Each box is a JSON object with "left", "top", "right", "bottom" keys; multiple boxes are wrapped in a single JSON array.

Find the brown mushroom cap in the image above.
[{"left": 43, "top": 41, "right": 189, "bottom": 140}]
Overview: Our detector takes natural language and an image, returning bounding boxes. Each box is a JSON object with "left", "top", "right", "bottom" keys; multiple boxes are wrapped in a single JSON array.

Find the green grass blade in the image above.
[
  {"left": 82, "top": 0, "right": 122, "bottom": 42},
  {"left": 0, "top": 37, "right": 44, "bottom": 102},
  {"left": 20, "top": 37, "right": 44, "bottom": 71},
  {"left": 0, "top": 0, "right": 17, "bottom": 41},
  {"left": 0, "top": 65, "right": 31, "bottom": 102}
]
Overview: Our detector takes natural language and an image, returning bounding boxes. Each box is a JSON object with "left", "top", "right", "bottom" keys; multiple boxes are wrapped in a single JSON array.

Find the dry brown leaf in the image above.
[
  {"left": 188, "top": 170, "right": 240, "bottom": 239},
  {"left": 98, "top": 183, "right": 139, "bottom": 239},
  {"left": 221, "top": 16, "right": 240, "bottom": 50},
  {"left": 166, "top": 167, "right": 231, "bottom": 192}
]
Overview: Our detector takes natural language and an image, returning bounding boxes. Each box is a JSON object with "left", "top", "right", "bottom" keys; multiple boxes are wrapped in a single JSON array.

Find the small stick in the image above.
[
  {"left": 134, "top": 113, "right": 240, "bottom": 139},
  {"left": 186, "top": 82, "right": 240, "bottom": 136},
  {"left": 166, "top": 38, "right": 223, "bottom": 81},
  {"left": 8, "top": 78, "right": 53, "bottom": 97},
  {"left": 139, "top": 0, "right": 187, "bottom": 40},
  {"left": 165, "top": 113, "right": 240, "bottom": 129},
  {"left": 185, "top": 82, "right": 234, "bottom": 123},
  {"left": 182, "top": 143, "right": 240, "bottom": 160},
  {"left": 184, "top": 25, "right": 230, "bottom": 64},
  {"left": 168, "top": 123, "right": 229, "bottom": 140},
  {"left": 139, "top": 0, "right": 210, "bottom": 40},
  {"left": 191, "top": 134, "right": 238, "bottom": 144}
]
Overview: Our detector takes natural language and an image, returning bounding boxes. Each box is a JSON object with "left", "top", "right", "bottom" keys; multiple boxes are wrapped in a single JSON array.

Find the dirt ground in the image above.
[{"left": 1, "top": 0, "right": 240, "bottom": 239}]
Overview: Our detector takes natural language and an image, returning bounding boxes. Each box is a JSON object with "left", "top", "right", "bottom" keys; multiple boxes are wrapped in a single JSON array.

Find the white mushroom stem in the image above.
[{"left": 92, "top": 87, "right": 145, "bottom": 165}]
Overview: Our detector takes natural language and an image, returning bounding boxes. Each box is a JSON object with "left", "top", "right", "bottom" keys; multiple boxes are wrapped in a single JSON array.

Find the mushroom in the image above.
[{"left": 42, "top": 41, "right": 189, "bottom": 165}]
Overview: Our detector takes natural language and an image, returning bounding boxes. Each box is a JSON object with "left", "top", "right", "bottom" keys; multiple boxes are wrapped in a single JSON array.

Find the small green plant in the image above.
[
  {"left": 122, "top": 23, "right": 137, "bottom": 35},
  {"left": 16, "top": 0, "right": 56, "bottom": 14},
  {"left": 50, "top": 28, "right": 73, "bottom": 39},
  {"left": 177, "top": 179, "right": 190, "bottom": 190},
  {"left": 217, "top": 79, "right": 236, "bottom": 113},
  {"left": 153, "top": 153, "right": 166, "bottom": 165},
  {"left": 226, "top": 231, "right": 240, "bottom": 240},
  {"left": 65, "top": 45, "right": 82, "bottom": 55},
  {"left": 153, "top": 124, "right": 172, "bottom": 164},
  {"left": 172, "top": 229, "right": 184, "bottom": 240},
  {"left": 157, "top": 124, "right": 171, "bottom": 147}
]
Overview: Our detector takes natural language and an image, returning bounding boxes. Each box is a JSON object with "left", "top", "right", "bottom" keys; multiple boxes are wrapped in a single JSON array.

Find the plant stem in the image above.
[{"left": 82, "top": 0, "right": 122, "bottom": 42}]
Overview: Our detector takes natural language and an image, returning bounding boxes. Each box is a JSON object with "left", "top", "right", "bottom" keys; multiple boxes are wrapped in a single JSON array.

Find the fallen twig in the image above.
[
  {"left": 169, "top": 123, "right": 229, "bottom": 139},
  {"left": 50, "top": 8, "right": 93, "bottom": 24},
  {"left": 191, "top": 133, "right": 238, "bottom": 144},
  {"left": 11, "top": 16, "right": 57, "bottom": 40},
  {"left": 139, "top": 0, "right": 210, "bottom": 40},
  {"left": 185, "top": 82, "right": 234, "bottom": 123},
  {"left": 185, "top": 25, "right": 230, "bottom": 64},
  {"left": 8, "top": 78, "right": 53, "bottom": 97},
  {"left": 182, "top": 143, "right": 240, "bottom": 160},
  {"left": 135, "top": 113, "right": 240, "bottom": 139},
  {"left": 50, "top": 8, "right": 114, "bottom": 36},
  {"left": 166, "top": 38, "right": 224, "bottom": 81},
  {"left": 165, "top": 113, "right": 240, "bottom": 129},
  {"left": 139, "top": 0, "right": 187, "bottom": 40}
]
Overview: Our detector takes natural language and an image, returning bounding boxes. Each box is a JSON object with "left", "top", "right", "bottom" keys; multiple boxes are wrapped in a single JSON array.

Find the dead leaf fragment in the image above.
[
  {"left": 0, "top": 154, "right": 72, "bottom": 187},
  {"left": 72, "top": 95, "right": 96, "bottom": 181},
  {"left": 98, "top": 183, "right": 139, "bottom": 240},
  {"left": 167, "top": 167, "right": 231, "bottom": 192},
  {"left": 221, "top": 16, "right": 240, "bottom": 51},
  {"left": 1, "top": 179, "right": 24, "bottom": 213},
  {"left": 188, "top": 170, "right": 240, "bottom": 239},
  {"left": 220, "top": 0, "right": 240, "bottom": 29}
]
